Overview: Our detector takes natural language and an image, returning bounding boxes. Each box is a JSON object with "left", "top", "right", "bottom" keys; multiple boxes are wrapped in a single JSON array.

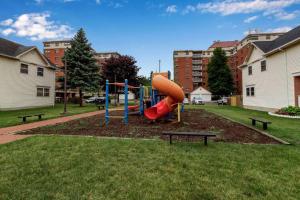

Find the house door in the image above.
[{"left": 294, "top": 76, "right": 300, "bottom": 107}]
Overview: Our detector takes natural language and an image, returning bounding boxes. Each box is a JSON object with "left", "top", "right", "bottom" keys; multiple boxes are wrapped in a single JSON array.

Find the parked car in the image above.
[
  {"left": 192, "top": 97, "right": 204, "bottom": 105},
  {"left": 85, "top": 96, "right": 99, "bottom": 103},
  {"left": 217, "top": 97, "right": 229, "bottom": 105},
  {"left": 183, "top": 98, "right": 189, "bottom": 104},
  {"left": 94, "top": 97, "right": 106, "bottom": 105}
]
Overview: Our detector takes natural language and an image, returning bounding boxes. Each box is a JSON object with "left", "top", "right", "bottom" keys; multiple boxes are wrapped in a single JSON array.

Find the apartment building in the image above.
[
  {"left": 174, "top": 32, "right": 285, "bottom": 97},
  {"left": 43, "top": 40, "right": 74, "bottom": 98},
  {"left": 94, "top": 52, "right": 120, "bottom": 72},
  {"left": 173, "top": 50, "right": 204, "bottom": 96}
]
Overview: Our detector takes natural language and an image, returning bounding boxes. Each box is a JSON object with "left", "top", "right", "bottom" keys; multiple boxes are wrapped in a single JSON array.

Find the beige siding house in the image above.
[
  {"left": 0, "top": 38, "right": 56, "bottom": 110},
  {"left": 241, "top": 26, "right": 300, "bottom": 111}
]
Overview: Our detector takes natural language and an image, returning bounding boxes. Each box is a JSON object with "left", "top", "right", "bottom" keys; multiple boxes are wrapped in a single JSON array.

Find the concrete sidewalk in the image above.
[{"left": 0, "top": 110, "right": 106, "bottom": 144}]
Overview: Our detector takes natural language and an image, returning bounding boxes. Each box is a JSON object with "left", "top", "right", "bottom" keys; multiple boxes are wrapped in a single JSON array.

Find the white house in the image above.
[
  {"left": 190, "top": 87, "right": 212, "bottom": 102},
  {"left": 119, "top": 91, "right": 135, "bottom": 103},
  {"left": 0, "top": 38, "right": 56, "bottom": 110},
  {"left": 241, "top": 26, "right": 300, "bottom": 111}
]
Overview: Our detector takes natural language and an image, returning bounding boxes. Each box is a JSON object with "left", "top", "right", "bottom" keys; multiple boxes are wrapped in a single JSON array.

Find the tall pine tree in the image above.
[
  {"left": 63, "top": 28, "right": 100, "bottom": 106},
  {"left": 208, "top": 48, "right": 234, "bottom": 96}
]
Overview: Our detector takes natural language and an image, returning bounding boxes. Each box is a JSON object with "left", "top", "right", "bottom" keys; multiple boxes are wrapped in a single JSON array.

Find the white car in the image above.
[
  {"left": 192, "top": 97, "right": 204, "bottom": 105},
  {"left": 217, "top": 97, "right": 229, "bottom": 105},
  {"left": 183, "top": 98, "right": 189, "bottom": 104},
  {"left": 85, "top": 96, "right": 99, "bottom": 103}
]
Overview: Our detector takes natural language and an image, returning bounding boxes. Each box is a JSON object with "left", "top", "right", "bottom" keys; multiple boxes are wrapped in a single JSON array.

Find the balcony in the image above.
[
  {"left": 192, "top": 72, "right": 202, "bottom": 76},
  {"left": 192, "top": 66, "right": 202, "bottom": 70},
  {"left": 193, "top": 54, "right": 202, "bottom": 58},
  {"left": 192, "top": 60, "right": 202, "bottom": 64},
  {"left": 192, "top": 78, "right": 202, "bottom": 82}
]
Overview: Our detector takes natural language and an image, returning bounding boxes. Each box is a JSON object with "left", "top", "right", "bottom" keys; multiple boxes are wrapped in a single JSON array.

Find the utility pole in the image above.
[
  {"left": 63, "top": 58, "right": 68, "bottom": 114},
  {"left": 114, "top": 74, "right": 117, "bottom": 106},
  {"left": 159, "top": 59, "right": 161, "bottom": 73}
]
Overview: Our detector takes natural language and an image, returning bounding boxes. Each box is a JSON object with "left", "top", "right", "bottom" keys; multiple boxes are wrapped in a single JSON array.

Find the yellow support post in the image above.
[{"left": 177, "top": 103, "right": 181, "bottom": 122}]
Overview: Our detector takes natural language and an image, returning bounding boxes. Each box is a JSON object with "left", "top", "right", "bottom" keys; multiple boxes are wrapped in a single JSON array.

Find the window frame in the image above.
[
  {"left": 246, "top": 86, "right": 255, "bottom": 97},
  {"left": 37, "top": 87, "right": 50, "bottom": 97},
  {"left": 37, "top": 67, "right": 44, "bottom": 77},
  {"left": 261, "top": 60, "right": 267, "bottom": 72},
  {"left": 248, "top": 66, "right": 253, "bottom": 75},
  {"left": 20, "top": 63, "right": 29, "bottom": 74}
]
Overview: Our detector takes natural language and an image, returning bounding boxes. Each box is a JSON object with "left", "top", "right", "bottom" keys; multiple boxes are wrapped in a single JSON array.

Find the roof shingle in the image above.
[
  {"left": 253, "top": 25, "right": 300, "bottom": 54},
  {"left": 0, "top": 38, "right": 33, "bottom": 58}
]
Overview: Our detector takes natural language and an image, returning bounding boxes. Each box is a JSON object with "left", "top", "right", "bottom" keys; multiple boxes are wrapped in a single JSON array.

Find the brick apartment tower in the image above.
[
  {"left": 174, "top": 32, "right": 285, "bottom": 97},
  {"left": 43, "top": 40, "right": 73, "bottom": 98}
]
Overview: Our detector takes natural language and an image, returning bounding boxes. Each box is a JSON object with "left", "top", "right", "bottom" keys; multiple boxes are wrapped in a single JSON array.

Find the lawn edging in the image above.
[
  {"left": 204, "top": 110, "right": 290, "bottom": 145},
  {"left": 268, "top": 112, "right": 300, "bottom": 119}
]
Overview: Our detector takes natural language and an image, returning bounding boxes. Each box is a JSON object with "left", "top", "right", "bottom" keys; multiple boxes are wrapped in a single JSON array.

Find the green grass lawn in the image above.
[
  {"left": 186, "top": 104, "right": 300, "bottom": 144},
  {"left": 0, "top": 103, "right": 99, "bottom": 128},
  {"left": 0, "top": 136, "right": 299, "bottom": 200},
  {"left": 1, "top": 105, "right": 300, "bottom": 199}
]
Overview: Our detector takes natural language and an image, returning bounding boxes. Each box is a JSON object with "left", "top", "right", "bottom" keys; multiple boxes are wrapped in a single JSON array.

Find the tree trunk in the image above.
[{"left": 79, "top": 88, "right": 83, "bottom": 107}]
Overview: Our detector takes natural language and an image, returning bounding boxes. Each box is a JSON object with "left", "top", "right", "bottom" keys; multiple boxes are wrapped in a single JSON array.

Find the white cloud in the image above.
[
  {"left": 0, "top": 13, "right": 73, "bottom": 41},
  {"left": 2, "top": 28, "right": 16, "bottom": 36},
  {"left": 243, "top": 26, "right": 292, "bottom": 35},
  {"left": 166, "top": 5, "right": 177, "bottom": 14},
  {"left": 244, "top": 15, "right": 259, "bottom": 23},
  {"left": 95, "top": 0, "right": 101, "bottom": 4},
  {"left": 273, "top": 10, "right": 299, "bottom": 20},
  {"left": 180, "top": 0, "right": 300, "bottom": 20},
  {"left": 0, "top": 19, "right": 13, "bottom": 26},
  {"left": 266, "top": 26, "right": 293, "bottom": 32}
]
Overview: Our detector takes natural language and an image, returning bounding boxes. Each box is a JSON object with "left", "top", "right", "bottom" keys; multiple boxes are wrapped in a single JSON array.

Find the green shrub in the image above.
[{"left": 277, "top": 106, "right": 300, "bottom": 116}]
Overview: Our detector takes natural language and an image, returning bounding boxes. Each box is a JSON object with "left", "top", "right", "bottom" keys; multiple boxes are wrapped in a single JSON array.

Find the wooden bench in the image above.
[
  {"left": 18, "top": 113, "right": 45, "bottom": 123},
  {"left": 249, "top": 118, "right": 271, "bottom": 130},
  {"left": 18, "top": 115, "right": 32, "bottom": 123},
  {"left": 34, "top": 113, "right": 45, "bottom": 120},
  {"left": 162, "top": 131, "right": 217, "bottom": 146},
  {"left": 96, "top": 105, "right": 105, "bottom": 110}
]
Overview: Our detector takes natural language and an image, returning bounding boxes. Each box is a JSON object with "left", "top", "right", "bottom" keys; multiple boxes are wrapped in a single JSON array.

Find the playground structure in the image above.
[{"left": 104, "top": 71, "right": 184, "bottom": 125}]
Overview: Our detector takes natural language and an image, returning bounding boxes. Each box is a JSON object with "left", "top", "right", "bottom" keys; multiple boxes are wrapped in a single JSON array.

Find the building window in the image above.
[
  {"left": 55, "top": 49, "right": 59, "bottom": 54},
  {"left": 20, "top": 63, "right": 28, "bottom": 74},
  {"left": 37, "top": 87, "right": 50, "bottom": 97},
  {"left": 246, "top": 86, "right": 255, "bottom": 97},
  {"left": 248, "top": 66, "right": 252, "bottom": 75},
  {"left": 55, "top": 42, "right": 59, "bottom": 46},
  {"left": 37, "top": 67, "right": 44, "bottom": 76},
  {"left": 266, "top": 35, "right": 271, "bottom": 40},
  {"left": 55, "top": 57, "right": 59, "bottom": 63},
  {"left": 44, "top": 43, "right": 50, "bottom": 47},
  {"left": 261, "top": 60, "right": 266, "bottom": 71}
]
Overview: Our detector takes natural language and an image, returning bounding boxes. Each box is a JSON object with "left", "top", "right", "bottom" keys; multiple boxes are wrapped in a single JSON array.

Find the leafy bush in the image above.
[{"left": 277, "top": 106, "right": 300, "bottom": 116}]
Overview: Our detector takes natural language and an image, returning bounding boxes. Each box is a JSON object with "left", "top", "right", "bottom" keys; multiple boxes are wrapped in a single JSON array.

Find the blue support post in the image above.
[
  {"left": 124, "top": 79, "right": 129, "bottom": 125},
  {"left": 139, "top": 85, "right": 144, "bottom": 115},
  {"left": 181, "top": 102, "right": 184, "bottom": 112},
  {"left": 105, "top": 80, "right": 109, "bottom": 125}
]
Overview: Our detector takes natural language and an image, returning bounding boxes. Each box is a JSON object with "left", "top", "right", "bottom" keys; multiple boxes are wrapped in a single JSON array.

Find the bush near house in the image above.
[{"left": 276, "top": 106, "right": 300, "bottom": 116}]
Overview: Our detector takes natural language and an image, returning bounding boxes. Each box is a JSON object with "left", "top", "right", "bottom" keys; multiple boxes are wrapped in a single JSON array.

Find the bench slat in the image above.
[{"left": 162, "top": 131, "right": 216, "bottom": 137}]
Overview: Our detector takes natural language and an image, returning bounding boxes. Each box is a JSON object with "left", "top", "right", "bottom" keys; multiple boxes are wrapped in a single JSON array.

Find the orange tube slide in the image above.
[{"left": 144, "top": 75, "right": 184, "bottom": 120}]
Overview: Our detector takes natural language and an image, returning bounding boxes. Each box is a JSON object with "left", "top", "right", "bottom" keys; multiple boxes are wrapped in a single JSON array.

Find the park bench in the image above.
[
  {"left": 18, "top": 113, "right": 45, "bottom": 123},
  {"left": 96, "top": 105, "right": 105, "bottom": 110},
  {"left": 162, "top": 131, "right": 216, "bottom": 146},
  {"left": 249, "top": 118, "right": 271, "bottom": 130}
]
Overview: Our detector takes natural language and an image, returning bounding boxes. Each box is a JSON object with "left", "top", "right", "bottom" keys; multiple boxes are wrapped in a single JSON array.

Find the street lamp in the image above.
[{"left": 63, "top": 57, "right": 68, "bottom": 114}]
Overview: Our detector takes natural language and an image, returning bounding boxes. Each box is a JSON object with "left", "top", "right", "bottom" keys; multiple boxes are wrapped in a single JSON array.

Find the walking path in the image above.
[{"left": 0, "top": 110, "right": 107, "bottom": 144}]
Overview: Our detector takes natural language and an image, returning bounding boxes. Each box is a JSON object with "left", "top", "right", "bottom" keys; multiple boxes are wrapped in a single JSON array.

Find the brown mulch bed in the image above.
[{"left": 23, "top": 109, "right": 280, "bottom": 144}]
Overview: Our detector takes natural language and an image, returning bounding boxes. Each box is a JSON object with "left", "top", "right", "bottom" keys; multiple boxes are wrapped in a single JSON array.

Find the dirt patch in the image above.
[{"left": 23, "top": 109, "right": 280, "bottom": 144}]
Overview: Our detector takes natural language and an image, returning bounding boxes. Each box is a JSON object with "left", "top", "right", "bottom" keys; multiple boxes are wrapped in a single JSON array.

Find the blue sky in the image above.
[{"left": 1, "top": 0, "right": 300, "bottom": 77}]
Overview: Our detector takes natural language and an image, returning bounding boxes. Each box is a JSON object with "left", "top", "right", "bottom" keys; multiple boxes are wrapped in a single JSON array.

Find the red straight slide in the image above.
[{"left": 144, "top": 75, "right": 184, "bottom": 120}]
